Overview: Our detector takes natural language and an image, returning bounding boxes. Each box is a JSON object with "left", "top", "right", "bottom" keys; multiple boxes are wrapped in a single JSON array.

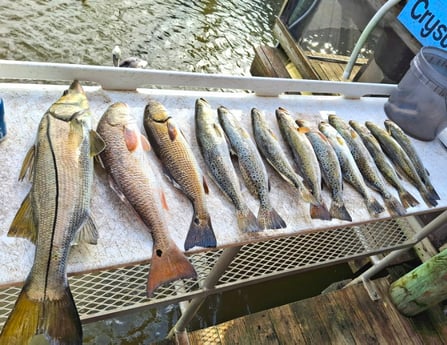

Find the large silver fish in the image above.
[
  {"left": 365, "top": 121, "right": 438, "bottom": 207},
  {"left": 275, "top": 107, "right": 331, "bottom": 221},
  {"left": 349, "top": 120, "right": 419, "bottom": 209},
  {"left": 328, "top": 115, "right": 405, "bottom": 217},
  {"left": 296, "top": 119, "right": 352, "bottom": 222},
  {"left": 385, "top": 119, "right": 440, "bottom": 201},
  {"left": 1, "top": 80, "right": 105, "bottom": 345},
  {"left": 319, "top": 121, "right": 384, "bottom": 216},
  {"left": 218, "top": 106, "right": 286, "bottom": 230},
  {"left": 143, "top": 100, "right": 216, "bottom": 250},
  {"left": 195, "top": 98, "right": 259, "bottom": 232},
  {"left": 97, "top": 102, "right": 197, "bottom": 296},
  {"left": 251, "top": 108, "right": 316, "bottom": 207}
]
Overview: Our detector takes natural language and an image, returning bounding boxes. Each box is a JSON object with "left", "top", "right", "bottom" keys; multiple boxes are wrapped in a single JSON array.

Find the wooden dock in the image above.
[{"left": 182, "top": 277, "right": 447, "bottom": 345}]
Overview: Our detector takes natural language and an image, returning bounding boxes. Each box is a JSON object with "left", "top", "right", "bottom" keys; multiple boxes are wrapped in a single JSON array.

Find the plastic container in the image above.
[
  {"left": 384, "top": 46, "right": 447, "bottom": 141},
  {"left": 0, "top": 98, "right": 6, "bottom": 142}
]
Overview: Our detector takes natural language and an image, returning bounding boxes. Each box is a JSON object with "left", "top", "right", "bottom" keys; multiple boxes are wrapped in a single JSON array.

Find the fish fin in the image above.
[
  {"left": 383, "top": 195, "right": 406, "bottom": 217},
  {"left": 330, "top": 200, "right": 352, "bottom": 222},
  {"left": 297, "top": 127, "right": 310, "bottom": 134},
  {"left": 0, "top": 282, "right": 82, "bottom": 345},
  {"left": 184, "top": 214, "right": 217, "bottom": 251},
  {"left": 160, "top": 190, "right": 169, "bottom": 210},
  {"left": 202, "top": 176, "right": 210, "bottom": 194},
  {"left": 124, "top": 126, "right": 139, "bottom": 152},
  {"left": 147, "top": 240, "right": 198, "bottom": 296},
  {"left": 397, "top": 189, "right": 420, "bottom": 209},
  {"left": 95, "top": 154, "right": 106, "bottom": 169},
  {"left": 310, "top": 202, "right": 332, "bottom": 221},
  {"left": 72, "top": 215, "right": 98, "bottom": 245},
  {"left": 7, "top": 192, "right": 37, "bottom": 243},
  {"left": 108, "top": 175, "right": 127, "bottom": 202},
  {"left": 299, "top": 186, "right": 318, "bottom": 205},
  {"left": 141, "top": 135, "right": 151, "bottom": 151},
  {"left": 162, "top": 166, "right": 183, "bottom": 190},
  {"left": 167, "top": 121, "right": 178, "bottom": 141},
  {"left": 421, "top": 190, "right": 438, "bottom": 207},
  {"left": 236, "top": 207, "right": 261, "bottom": 233},
  {"left": 19, "top": 145, "right": 35, "bottom": 182},
  {"left": 365, "top": 197, "right": 385, "bottom": 216},
  {"left": 90, "top": 130, "right": 106, "bottom": 157},
  {"left": 257, "top": 206, "right": 286, "bottom": 230}
]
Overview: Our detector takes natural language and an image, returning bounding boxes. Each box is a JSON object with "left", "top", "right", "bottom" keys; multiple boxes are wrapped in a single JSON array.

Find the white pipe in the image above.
[{"left": 342, "top": 0, "right": 402, "bottom": 81}]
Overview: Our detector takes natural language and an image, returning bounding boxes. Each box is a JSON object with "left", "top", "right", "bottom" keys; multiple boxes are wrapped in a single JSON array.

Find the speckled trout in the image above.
[
  {"left": 328, "top": 115, "right": 405, "bottom": 217},
  {"left": 349, "top": 120, "right": 419, "bottom": 209},
  {"left": 195, "top": 98, "right": 260, "bottom": 232},
  {"left": 218, "top": 106, "right": 286, "bottom": 230},
  {"left": 385, "top": 119, "right": 440, "bottom": 201},
  {"left": 251, "top": 108, "right": 316, "bottom": 209},
  {"left": 1, "top": 80, "right": 105, "bottom": 345},
  {"left": 97, "top": 102, "right": 197, "bottom": 296},
  {"left": 319, "top": 121, "right": 384, "bottom": 216},
  {"left": 295, "top": 119, "right": 352, "bottom": 222},
  {"left": 275, "top": 107, "right": 331, "bottom": 221},
  {"left": 143, "top": 100, "right": 216, "bottom": 250},
  {"left": 365, "top": 121, "right": 438, "bottom": 207}
]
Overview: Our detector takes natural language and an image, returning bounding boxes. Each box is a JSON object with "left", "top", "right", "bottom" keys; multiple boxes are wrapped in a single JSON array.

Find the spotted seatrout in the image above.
[
  {"left": 143, "top": 100, "right": 216, "bottom": 251},
  {"left": 365, "top": 121, "right": 438, "bottom": 207},
  {"left": 1, "top": 80, "right": 105, "bottom": 345},
  {"left": 218, "top": 106, "right": 286, "bottom": 230},
  {"left": 295, "top": 119, "right": 352, "bottom": 222},
  {"left": 319, "top": 121, "right": 384, "bottom": 216},
  {"left": 195, "top": 98, "right": 259, "bottom": 232},
  {"left": 349, "top": 120, "right": 419, "bottom": 209},
  {"left": 328, "top": 115, "right": 405, "bottom": 217},
  {"left": 97, "top": 102, "right": 197, "bottom": 296},
  {"left": 275, "top": 107, "right": 331, "bottom": 221},
  {"left": 251, "top": 108, "right": 316, "bottom": 208},
  {"left": 385, "top": 119, "right": 440, "bottom": 202}
]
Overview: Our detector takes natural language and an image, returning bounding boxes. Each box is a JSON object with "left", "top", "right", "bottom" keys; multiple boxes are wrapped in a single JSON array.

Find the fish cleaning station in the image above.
[{"left": 0, "top": 57, "right": 446, "bottom": 344}]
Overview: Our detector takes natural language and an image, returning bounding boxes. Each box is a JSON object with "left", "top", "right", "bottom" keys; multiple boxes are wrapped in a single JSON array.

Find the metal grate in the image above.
[{"left": 0, "top": 218, "right": 413, "bottom": 327}]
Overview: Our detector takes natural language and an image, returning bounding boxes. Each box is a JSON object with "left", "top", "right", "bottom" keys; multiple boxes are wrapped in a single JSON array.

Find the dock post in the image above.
[
  {"left": 389, "top": 247, "right": 447, "bottom": 316},
  {"left": 167, "top": 246, "right": 242, "bottom": 344}
]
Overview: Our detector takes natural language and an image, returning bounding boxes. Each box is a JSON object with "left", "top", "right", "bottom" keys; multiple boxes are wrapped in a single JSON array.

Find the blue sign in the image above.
[{"left": 398, "top": 0, "right": 447, "bottom": 50}]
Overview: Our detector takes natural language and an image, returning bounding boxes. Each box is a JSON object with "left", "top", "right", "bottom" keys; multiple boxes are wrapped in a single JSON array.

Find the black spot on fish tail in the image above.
[
  {"left": 329, "top": 200, "right": 352, "bottom": 222},
  {"left": 184, "top": 214, "right": 217, "bottom": 251},
  {"left": 257, "top": 206, "right": 286, "bottom": 230},
  {"left": 310, "top": 202, "right": 332, "bottom": 221}
]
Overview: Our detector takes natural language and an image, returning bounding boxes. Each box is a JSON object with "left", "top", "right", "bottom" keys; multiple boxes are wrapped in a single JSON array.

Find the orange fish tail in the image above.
[
  {"left": 147, "top": 242, "right": 198, "bottom": 296},
  {"left": 310, "top": 202, "right": 331, "bottom": 221}
]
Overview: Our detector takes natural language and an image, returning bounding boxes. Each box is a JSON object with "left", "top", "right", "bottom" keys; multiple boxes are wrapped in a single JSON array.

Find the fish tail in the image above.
[
  {"left": 427, "top": 184, "right": 440, "bottom": 201},
  {"left": 397, "top": 188, "right": 420, "bottom": 209},
  {"left": 184, "top": 214, "right": 217, "bottom": 251},
  {"left": 364, "top": 197, "right": 385, "bottom": 216},
  {"left": 299, "top": 186, "right": 318, "bottom": 205},
  {"left": 310, "top": 202, "right": 332, "bottom": 221},
  {"left": 383, "top": 195, "right": 407, "bottom": 217},
  {"left": 147, "top": 242, "right": 198, "bottom": 296},
  {"left": 421, "top": 189, "right": 438, "bottom": 208},
  {"left": 236, "top": 207, "right": 261, "bottom": 233},
  {"left": 257, "top": 206, "right": 286, "bottom": 230},
  {"left": 0, "top": 283, "right": 82, "bottom": 345},
  {"left": 329, "top": 200, "right": 352, "bottom": 222}
]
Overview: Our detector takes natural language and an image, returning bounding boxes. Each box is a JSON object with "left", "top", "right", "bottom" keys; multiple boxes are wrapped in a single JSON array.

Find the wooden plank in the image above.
[
  {"left": 273, "top": 18, "right": 319, "bottom": 80},
  {"left": 250, "top": 46, "right": 291, "bottom": 79},
  {"left": 187, "top": 278, "right": 447, "bottom": 344}
]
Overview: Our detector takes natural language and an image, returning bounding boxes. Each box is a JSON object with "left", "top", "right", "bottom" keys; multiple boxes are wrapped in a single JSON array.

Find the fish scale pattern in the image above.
[{"left": 0, "top": 219, "right": 410, "bottom": 327}]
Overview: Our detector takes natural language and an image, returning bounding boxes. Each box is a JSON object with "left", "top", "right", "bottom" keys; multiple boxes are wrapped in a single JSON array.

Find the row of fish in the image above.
[{"left": 1, "top": 80, "right": 440, "bottom": 344}]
